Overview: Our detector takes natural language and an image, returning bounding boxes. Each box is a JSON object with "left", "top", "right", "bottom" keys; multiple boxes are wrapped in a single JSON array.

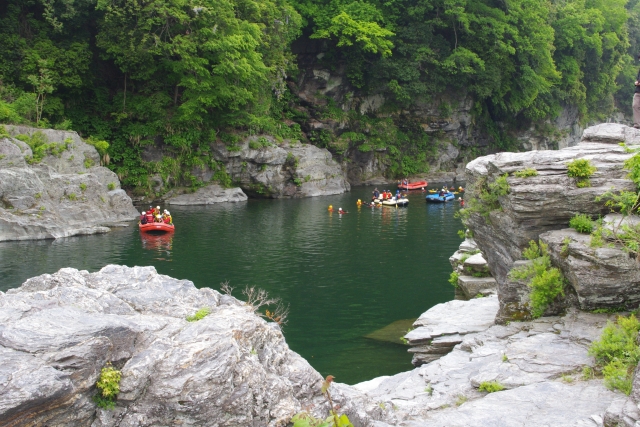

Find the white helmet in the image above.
[
  {"left": 166, "top": 211, "right": 170, "bottom": 215},
  {"left": 156, "top": 206, "right": 160, "bottom": 209},
  {"left": 339, "top": 207, "right": 342, "bottom": 210}
]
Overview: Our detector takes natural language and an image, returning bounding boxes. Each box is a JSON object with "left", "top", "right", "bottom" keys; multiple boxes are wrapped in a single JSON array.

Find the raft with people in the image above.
[
  {"left": 398, "top": 180, "right": 428, "bottom": 190},
  {"left": 139, "top": 206, "right": 175, "bottom": 233},
  {"left": 380, "top": 197, "right": 409, "bottom": 207},
  {"left": 426, "top": 192, "right": 456, "bottom": 203}
]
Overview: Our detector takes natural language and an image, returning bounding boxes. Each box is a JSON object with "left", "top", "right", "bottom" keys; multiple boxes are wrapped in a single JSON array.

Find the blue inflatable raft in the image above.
[{"left": 426, "top": 192, "right": 455, "bottom": 203}]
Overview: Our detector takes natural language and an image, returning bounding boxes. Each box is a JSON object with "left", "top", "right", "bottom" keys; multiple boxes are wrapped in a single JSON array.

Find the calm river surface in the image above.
[{"left": 0, "top": 185, "right": 463, "bottom": 384}]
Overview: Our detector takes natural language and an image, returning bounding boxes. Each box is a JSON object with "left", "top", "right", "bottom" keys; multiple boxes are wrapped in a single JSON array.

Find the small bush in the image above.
[
  {"left": 589, "top": 314, "right": 640, "bottom": 395},
  {"left": 522, "top": 240, "right": 543, "bottom": 260},
  {"left": 293, "top": 177, "right": 302, "bottom": 186},
  {"left": 510, "top": 240, "right": 565, "bottom": 318},
  {"left": 448, "top": 271, "right": 459, "bottom": 288},
  {"left": 94, "top": 364, "right": 121, "bottom": 409},
  {"left": 67, "top": 193, "right": 77, "bottom": 201},
  {"left": 79, "top": 183, "right": 87, "bottom": 192},
  {"left": 569, "top": 214, "right": 593, "bottom": 233},
  {"left": 567, "top": 159, "right": 596, "bottom": 187},
  {"left": 478, "top": 381, "right": 505, "bottom": 393},
  {"left": 513, "top": 168, "right": 538, "bottom": 178},
  {"left": 186, "top": 307, "right": 211, "bottom": 322},
  {"left": 84, "top": 157, "right": 94, "bottom": 168},
  {"left": 107, "top": 182, "right": 116, "bottom": 191}
]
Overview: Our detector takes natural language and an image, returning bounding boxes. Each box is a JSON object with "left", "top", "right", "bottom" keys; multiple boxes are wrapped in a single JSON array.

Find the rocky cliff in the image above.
[
  {"left": 0, "top": 125, "right": 138, "bottom": 241},
  {"left": 288, "top": 46, "right": 585, "bottom": 184},
  {"left": 463, "top": 123, "right": 640, "bottom": 320}
]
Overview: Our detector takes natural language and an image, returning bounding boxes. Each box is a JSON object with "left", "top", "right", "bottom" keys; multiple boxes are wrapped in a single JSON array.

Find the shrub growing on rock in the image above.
[
  {"left": 569, "top": 214, "right": 594, "bottom": 233},
  {"left": 566, "top": 159, "right": 596, "bottom": 188},
  {"left": 94, "top": 363, "right": 121, "bottom": 409},
  {"left": 513, "top": 168, "right": 538, "bottom": 178},
  {"left": 589, "top": 314, "right": 640, "bottom": 395},
  {"left": 478, "top": 381, "right": 505, "bottom": 393},
  {"left": 510, "top": 240, "right": 565, "bottom": 318},
  {"left": 448, "top": 271, "right": 459, "bottom": 288},
  {"left": 186, "top": 307, "right": 211, "bottom": 322}
]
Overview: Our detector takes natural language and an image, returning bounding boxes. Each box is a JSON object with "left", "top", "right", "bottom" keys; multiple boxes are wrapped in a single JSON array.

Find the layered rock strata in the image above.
[
  {"left": 0, "top": 265, "right": 387, "bottom": 427},
  {"left": 404, "top": 296, "right": 499, "bottom": 366},
  {"left": 449, "top": 238, "right": 497, "bottom": 299},
  {"left": 465, "top": 123, "right": 640, "bottom": 319},
  {"left": 0, "top": 126, "right": 138, "bottom": 241}
]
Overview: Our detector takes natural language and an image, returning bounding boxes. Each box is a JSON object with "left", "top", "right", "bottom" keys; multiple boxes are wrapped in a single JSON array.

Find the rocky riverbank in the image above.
[
  {"left": 0, "top": 126, "right": 139, "bottom": 241},
  {"left": 3, "top": 123, "right": 640, "bottom": 426}
]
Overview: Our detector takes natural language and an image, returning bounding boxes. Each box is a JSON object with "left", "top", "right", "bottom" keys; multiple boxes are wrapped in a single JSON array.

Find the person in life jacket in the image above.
[
  {"left": 328, "top": 204, "right": 334, "bottom": 211},
  {"left": 338, "top": 207, "right": 346, "bottom": 214},
  {"left": 140, "top": 211, "right": 148, "bottom": 225},
  {"left": 163, "top": 210, "right": 173, "bottom": 224},
  {"left": 373, "top": 188, "right": 380, "bottom": 199},
  {"left": 146, "top": 206, "right": 154, "bottom": 223}
]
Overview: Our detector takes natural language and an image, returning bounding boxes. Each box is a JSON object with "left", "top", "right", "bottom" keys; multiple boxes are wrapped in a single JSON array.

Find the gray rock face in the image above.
[
  {"left": 404, "top": 296, "right": 499, "bottom": 366},
  {"left": 541, "top": 226, "right": 640, "bottom": 311},
  {"left": 165, "top": 184, "right": 247, "bottom": 205},
  {"left": 212, "top": 136, "right": 350, "bottom": 198},
  {"left": 0, "top": 126, "right": 138, "bottom": 241},
  {"left": 0, "top": 266, "right": 383, "bottom": 427},
  {"left": 353, "top": 307, "right": 619, "bottom": 426},
  {"left": 465, "top": 123, "right": 640, "bottom": 319}
]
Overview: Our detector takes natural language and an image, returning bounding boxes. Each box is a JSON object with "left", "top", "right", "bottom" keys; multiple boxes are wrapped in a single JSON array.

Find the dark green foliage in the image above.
[
  {"left": 0, "top": 0, "right": 632, "bottom": 193},
  {"left": 569, "top": 214, "right": 594, "bottom": 234}
]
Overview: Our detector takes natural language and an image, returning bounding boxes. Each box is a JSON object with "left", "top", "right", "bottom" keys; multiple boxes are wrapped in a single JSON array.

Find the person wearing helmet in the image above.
[
  {"left": 164, "top": 210, "right": 173, "bottom": 224},
  {"left": 153, "top": 206, "right": 161, "bottom": 216},
  {"left": 140, "top": 211, "right": 148, "bottom": 225},
  {"left": 338, "top": 207, "right": 347, "bottom": 214}
]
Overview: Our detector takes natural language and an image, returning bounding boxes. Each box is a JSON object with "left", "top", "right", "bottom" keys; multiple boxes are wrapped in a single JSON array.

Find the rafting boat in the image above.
[
  {"left": 377, "top": 197, "right": 409, "bottom": 207},
  {"left": 398, "top": 180, "right": 428, "bottom": 190},
  {"left": 426, "top": 192, "right": 455, "bottom": 203},
  {"left": 139, "top": 222, "right": 175, "bottom": 233}
]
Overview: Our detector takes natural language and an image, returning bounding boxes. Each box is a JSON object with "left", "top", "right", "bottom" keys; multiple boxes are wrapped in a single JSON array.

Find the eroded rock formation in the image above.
[
  {"left": 0, "top": 126, "right": 138, "bottom": 241},
  {"left": 464, "top": 123, "right": 640, "bottom": 319}
]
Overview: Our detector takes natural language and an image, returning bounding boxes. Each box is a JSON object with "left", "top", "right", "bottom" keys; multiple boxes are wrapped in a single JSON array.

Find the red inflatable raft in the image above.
[
  {"left": 398, "top": 180, "right": 428, "bottom": 190},
  {"left": 139, "top": 222, "right": 175, "bottom": 233}
]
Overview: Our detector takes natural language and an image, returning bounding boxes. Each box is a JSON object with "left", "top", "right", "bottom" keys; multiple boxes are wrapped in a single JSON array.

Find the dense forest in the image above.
[{"left": 0, "top": 0, "right": 638, "bottom": 193}]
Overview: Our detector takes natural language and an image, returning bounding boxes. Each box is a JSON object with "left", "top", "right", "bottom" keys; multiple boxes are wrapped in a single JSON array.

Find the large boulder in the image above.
[
  {"left": 0, "top": 266, "right": 382, "bottom": 427},
  {"left": 464, "top": 123, "right": 640, "bottom": 319},
  {"left": 0, "top": 125, "right": 138, "bottom": 241},
  {"left": 212, "top": 136, "right": 350, "bottom": 198}
]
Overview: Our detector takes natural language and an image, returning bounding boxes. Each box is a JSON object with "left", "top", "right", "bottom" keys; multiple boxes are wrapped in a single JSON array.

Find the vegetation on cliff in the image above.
[{"left": 0, "top": 0, "right": 636, "bottom": 193}]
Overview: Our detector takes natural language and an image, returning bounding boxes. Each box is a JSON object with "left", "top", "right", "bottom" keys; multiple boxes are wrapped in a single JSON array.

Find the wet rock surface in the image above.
[{"left": 0, "top": 126, "right": 138, "bottom": 241}]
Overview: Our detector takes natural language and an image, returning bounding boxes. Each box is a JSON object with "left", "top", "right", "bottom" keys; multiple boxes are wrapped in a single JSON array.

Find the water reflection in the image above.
[
  {"left": 0, "top": 185, "right": 463, "bottom": 384},
  {"left": 140, "top": 232, "right": 173, "bottom": 261}
]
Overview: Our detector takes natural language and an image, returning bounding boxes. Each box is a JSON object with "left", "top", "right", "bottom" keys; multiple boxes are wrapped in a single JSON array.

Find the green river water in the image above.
[{"left": 0, "top": 185, "right": 463, "bottom": 384}]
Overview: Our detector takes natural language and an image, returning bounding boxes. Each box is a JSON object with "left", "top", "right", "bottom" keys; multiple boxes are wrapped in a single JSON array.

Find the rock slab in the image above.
[{"left": 0, "top": 266, "right": 346, "bottom": 427}]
